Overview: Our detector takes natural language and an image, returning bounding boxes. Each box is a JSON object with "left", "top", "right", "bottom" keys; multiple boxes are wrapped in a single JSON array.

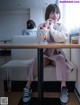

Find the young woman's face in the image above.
[{"left": 49, "top": 11, "right": 59, "bottom": 22}]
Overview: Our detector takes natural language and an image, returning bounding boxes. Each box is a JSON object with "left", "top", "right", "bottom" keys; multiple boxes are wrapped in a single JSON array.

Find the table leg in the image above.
[
  {"left": 6, "top": 68, "right": 12, "bottom": 92},
  {"left": 37, "top": 48, "right": 43, "bottom": 105}
]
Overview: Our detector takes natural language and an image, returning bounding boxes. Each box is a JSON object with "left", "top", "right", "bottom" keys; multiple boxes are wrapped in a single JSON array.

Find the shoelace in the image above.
[
  {"left": 61, "top": 88, "right": 68, "bottom": 96},
  {"left": 24, "top": 89, "right": 30, "bottom": 96}
]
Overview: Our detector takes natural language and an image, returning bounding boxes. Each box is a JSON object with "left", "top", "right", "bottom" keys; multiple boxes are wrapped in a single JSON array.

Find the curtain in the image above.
[{"left": 58, "top": 2, "right": 80, "bottom": 34}]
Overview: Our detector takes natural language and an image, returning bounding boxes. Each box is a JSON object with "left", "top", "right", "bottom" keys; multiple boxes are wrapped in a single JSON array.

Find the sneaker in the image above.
[
  {"left": 60, "top": 86, "right": 69, "bottom": 103},
  {"left": 23, "top": 87, "right": 32, "bottom": 103}
]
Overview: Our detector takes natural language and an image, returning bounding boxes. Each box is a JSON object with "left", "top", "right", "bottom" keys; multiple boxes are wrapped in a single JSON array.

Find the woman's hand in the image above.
[{"left": 46, "top": 18, "right": 55, "bottom": 30}]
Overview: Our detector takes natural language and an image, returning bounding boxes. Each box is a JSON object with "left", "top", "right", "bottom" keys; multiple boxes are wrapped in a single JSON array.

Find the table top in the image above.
[{"left": 0, "top": 43, "right": 80, "bottom": 49}]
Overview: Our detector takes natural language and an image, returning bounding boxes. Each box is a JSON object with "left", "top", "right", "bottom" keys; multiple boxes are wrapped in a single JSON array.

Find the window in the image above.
[{"left": 59, "top": 2, "right": 80, "bottom": 34}]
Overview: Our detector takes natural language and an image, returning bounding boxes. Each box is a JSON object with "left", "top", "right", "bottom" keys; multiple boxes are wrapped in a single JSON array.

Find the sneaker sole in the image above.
[
  {"left": 60, "top": 96, "right": 68, "bottom": 103},
  {"left": 23, "top": 97, "right": 31, "bottom": 103}
]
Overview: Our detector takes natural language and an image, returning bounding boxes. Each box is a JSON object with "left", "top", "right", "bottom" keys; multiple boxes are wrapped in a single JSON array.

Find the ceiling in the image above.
[{"left": 0, "top": 0, "right": 57, "bottom": 10}]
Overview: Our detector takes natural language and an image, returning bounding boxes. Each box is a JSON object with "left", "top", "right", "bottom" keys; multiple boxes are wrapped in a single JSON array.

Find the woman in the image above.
[
  {"left": 23, "top": 4, "right": 70, "bottom": 103},
  {"left": 22, "top": 19, "right": 37, "bottom": 35}
]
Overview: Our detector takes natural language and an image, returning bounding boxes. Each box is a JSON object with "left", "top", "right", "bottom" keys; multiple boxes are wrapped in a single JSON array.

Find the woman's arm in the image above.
[
  {"left": 50, "top": 24, "right": 69, "bottom": 43},
  {"left": 36, "top": 23, "right": 49, "bottom": 43}
]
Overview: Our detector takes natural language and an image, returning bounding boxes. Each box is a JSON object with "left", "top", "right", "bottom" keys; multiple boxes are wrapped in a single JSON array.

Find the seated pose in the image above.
[
  {"left": 23, "top": 4, "right": 71, "bottom": 103},
  {"left": 22, "top": 19, "right": 37, "bottom": 35}
]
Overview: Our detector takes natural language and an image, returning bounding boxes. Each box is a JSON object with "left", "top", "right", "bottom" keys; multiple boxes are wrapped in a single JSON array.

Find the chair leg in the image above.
[{"left": 6, "top": 68, "right": 12, "bottom": 92}]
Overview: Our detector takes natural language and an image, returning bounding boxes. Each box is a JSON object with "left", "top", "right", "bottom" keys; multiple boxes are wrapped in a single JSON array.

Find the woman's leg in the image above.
[
  {"left": 61, "top": 81, "right": 66, "bottom": 88},
  {"left": 53, "top": 54, "right": 68, "bottom": 103},
  {"left": 53, "top": 54, "right": 68, "bottom": 88},
  {"left": 33, "top": 58, "right": 50, "bottom": 78},
  {"left": 26, "top": 58, "right": 50, "bottom": 88},
  {"left": 51, "top": 59, "right": 67, "bottom": 89},
  {"left": 23, "top": 58, "right": 50, "bottom": 102}
]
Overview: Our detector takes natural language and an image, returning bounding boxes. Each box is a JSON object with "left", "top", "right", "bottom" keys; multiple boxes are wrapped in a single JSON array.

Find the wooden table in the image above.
[
  {"left": 0, "top": 43, "right": 80, "bottom": 105},
  {"left": 0, "top": 43, "right": 80, "bottom": 49}
]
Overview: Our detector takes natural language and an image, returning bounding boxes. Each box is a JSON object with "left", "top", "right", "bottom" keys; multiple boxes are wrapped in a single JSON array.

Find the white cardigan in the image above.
[
  {"left": 37, "top": 23, "right": 69, "bottom": 43},
  {"left": 37, "top": 23, "right": 74, "bottom": 72}
]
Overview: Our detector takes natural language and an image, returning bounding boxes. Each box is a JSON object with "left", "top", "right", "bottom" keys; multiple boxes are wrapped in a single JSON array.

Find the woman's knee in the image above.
[{"left": 55, "top": 54, "right": 64, "bottom": 61}]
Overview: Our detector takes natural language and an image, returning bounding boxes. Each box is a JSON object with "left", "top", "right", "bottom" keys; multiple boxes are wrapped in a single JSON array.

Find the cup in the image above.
[{"left": 71, "top": 36, "right": 78, "bottom": 44}]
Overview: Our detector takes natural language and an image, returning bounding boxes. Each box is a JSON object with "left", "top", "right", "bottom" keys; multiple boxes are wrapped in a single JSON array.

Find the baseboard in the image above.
[
  {"left": 74, "top": 87, "right": 80, "bottom": 103},
  {"left": 4, "top": 81, "right": 75, "bottom": 92},
  {"left": 0, "top": 50, "right": 11, "bottom": 56}
]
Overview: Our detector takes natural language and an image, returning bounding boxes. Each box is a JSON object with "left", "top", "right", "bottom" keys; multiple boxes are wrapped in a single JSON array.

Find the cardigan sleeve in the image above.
[
  {"left": 36, "top": 23, "right": 49, "bottom": 43},
  {"left": 50, "top": 24, "right": 69, "bottom": 43}
]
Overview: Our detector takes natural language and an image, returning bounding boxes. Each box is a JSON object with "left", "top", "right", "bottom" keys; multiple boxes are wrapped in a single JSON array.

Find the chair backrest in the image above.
[{"left": 11, "top": 35, "right": 37, "bottom": 60}]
